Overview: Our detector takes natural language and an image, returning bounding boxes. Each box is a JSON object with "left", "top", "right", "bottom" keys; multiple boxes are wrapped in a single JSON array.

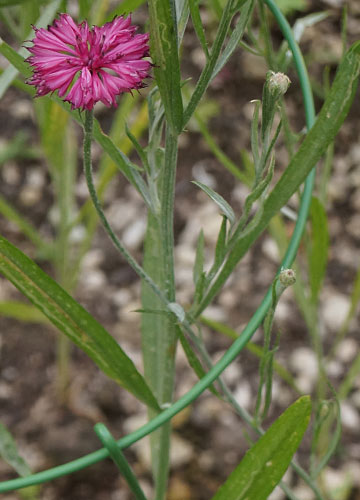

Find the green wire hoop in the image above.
[{"left": 0, "top": 0, "right": 316, "bottom": 493}]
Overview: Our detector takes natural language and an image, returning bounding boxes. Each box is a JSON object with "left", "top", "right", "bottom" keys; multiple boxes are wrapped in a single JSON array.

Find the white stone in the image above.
[
  {"left": 27, "top": 168, "right": 45, "bottom": 189},
  {"left": 290, "top": 347, "right": 318, "bottom": 380},
  {"left": 326, "top": 360, "right": 343, "bottom": 378},
  {"left": 69, "top": 225, "right": 87, "bottom": 244},
  {"left": 340, "top": 402, "right": 360, "bottom": 431},
  {"left": 192, "top": 162, "right": 217, "bottom": 189},
  {"left": 80, "top": 269, "right": 106, "bottom": 290},
  {"left": 267, "top": 486, "right": 286, "bottom": 500},
  {"left": 122, "top": 216, "right": 146, "bottom": 249},
  {"left": 337, "top": 338, "right": 357, "bottom": 363},
  {"left": 321, "top": 466, "right": 351, "bottom": 498},
  {"left": 222, "top": 362, "right": 242, "bottom": 386},
  {"left": 233, "top": 381, "right": 252, "bottom": 410},
  {"left": 291, "top": 484, "right": 316, "bottom": 500},
  {"left": 112, "top": 288, "right": 132, "bottom": 307},
  {"left": 322, "top": 293, "right": 349, "bottom": 332},
  {"left": 2, "top": 161, "right": 20, "bottom": 185},
  {"left": 262, "top": 237, "right": 280, "bottom": 263}
]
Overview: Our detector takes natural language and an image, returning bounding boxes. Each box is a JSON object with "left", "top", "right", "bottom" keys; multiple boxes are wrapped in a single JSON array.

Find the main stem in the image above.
[{"left": 141, "top": 125, "right": 178, "bottom": 499}]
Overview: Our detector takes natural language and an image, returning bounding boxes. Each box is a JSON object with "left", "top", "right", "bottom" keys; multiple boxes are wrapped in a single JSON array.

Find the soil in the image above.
[{"left": 1, "top": 1, "right": 360, "bottom": 499}]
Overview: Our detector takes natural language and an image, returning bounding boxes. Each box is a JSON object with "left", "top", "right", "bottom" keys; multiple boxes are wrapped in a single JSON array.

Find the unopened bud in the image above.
[
  {"left": 268, "top": 71, "right": 291, "bottom": 97},
  {"left": 319, "top": 401, "right": 331, "bottom": 419},
  {"left": 279, "top": 268, "right": 296, "bottom": 287}
]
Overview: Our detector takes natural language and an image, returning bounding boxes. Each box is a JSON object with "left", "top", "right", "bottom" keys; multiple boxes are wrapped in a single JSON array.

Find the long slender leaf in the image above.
[
  {"left": 193, "top": 181, "right": 235, "bottom": 225},
  {"left": 211, "top": 396, "right": 312, "bottom": 500},
  {"left": 178, "top": 327, "right": 220, "bottom": 397},
  {"left": 0, "top": 300, "right": 47, "bottom": 323},
  {"left": 0, "top": 235, "right": 159, "bottom": 410},
  {"left": 148, "top": 0, "right": 183, "bottom": 134},
  {"left": 308, "top": 196, "right": 329, "bottom": 304},
  {"left": 0, "top": 195, "right": 46, "bottom": 250},
  {"left": 196, "top": 41, "right": 360, "bottom": 316},
  {"left": 183, "top": 0, "right": 252, "bottom": 126},
  {"left": 0, "top": 423, "right": 31, "bottom": 477},
  {"left": 189, "top": 0, "right": 209, "bottom": 58},
  {"left": 212, "top": 0, "right": 255, "bottom": 79}
]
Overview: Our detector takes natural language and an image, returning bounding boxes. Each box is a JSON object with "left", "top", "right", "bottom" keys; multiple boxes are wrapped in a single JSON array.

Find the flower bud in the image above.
[
  {"left": 268, "top": 72, "right": 291, "bottom": 97},
  {"left": 279, "top": 268, "right": 296, "bottom": 287}
]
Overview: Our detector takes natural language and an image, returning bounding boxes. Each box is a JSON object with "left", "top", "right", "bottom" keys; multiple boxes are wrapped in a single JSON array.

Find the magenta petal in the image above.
[{"left": 26, "top": 12, "right": 150, "bottom": 110}]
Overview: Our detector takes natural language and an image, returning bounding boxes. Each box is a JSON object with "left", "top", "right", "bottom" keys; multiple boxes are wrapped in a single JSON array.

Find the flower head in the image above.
[{"left": 26, "top": 14, "right": 151, "bottom": 110}]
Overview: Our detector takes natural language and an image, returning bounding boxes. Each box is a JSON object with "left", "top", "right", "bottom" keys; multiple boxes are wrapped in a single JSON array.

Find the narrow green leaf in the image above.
[
  {"left": 250, "top": 100, "right": 261, "bottom": 170},
  {"left": 0, "top": 235, "right": 159, "bottom": 410},
  {"left": 194, "top": 230, "right": 205, "bottom": 285},
  {"left": 212, "top": 0, "right": 255, "bottom": 79},
  {"left": 125, "top": 123, "right": 148, "bottom": 172},
  {"left": 0, "top": 38, "right": 31, "bottom": 80},
  {"left": 184, "top": 0, "right": 252, "bottom": 125},
  {"left": 91, "top": 118, "right": 153, "bottom": 210},
  {"left": 308, "top": 197, "right": 329, "bottom": 304},
  {"left": 189, "top": 0, "right": 209, "bottom": 58},
  {"left": 211, "top": 396, "right": 312, "bottom": 500},
  {"left": 0, "top": 422, "right": 31, "bottom": 477},
  {"left": 0, "top": 194, "right": 46, "bottom": 250},
  {"left": 176, "top": 0, "right": 190, "bottom": 43},
  {"left": 178, "top": 327, "right": 220, "bottom": 397},
  {"left": 214, "top": 217, "right": 227, "bottom": 269},
  {"left": 148, "top": 0, "right": 183, "bottom": 134},
  {"left": 193, "top": 181, "right": 235, "bottom": 225},
  {"left": 0, "top": 300, "right": 47, "bottom": 323}
]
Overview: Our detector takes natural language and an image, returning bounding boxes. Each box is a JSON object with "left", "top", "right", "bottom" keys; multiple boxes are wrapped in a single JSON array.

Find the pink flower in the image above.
[{"left": 26, "top": 14, "right": 151, "bottom": 110}]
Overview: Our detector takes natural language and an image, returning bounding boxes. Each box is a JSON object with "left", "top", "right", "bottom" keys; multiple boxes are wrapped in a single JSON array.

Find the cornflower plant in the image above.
[{"left": 0, "top": 0, "right": 359, "bottom": 499}]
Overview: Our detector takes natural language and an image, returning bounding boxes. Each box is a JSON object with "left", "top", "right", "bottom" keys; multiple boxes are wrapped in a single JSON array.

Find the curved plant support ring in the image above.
[{"left": 0, "top": 0, "right": 316, "bottom": 493}]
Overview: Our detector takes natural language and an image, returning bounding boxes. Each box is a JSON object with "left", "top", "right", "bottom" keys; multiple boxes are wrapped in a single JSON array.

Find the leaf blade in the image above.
[
  {"left": 0, "top": 423, "right": 31, "bottom": 478},
  {"left": 192, "top": 181, "right": 235, "bottom": 225},
  {"left": 211, "top": 396, "right": 312, "bottom": 500},
  {"left": 308, "top": 196, "right": 329, "bottom": 304},
  {"left": 0, "top": 235, "right": 159, "bottom": 410},
  {"left": 148, "top": 0, "right": 183, "bottom": 134}
]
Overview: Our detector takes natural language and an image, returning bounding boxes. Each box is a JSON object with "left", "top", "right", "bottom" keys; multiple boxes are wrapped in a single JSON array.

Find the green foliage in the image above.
[
  {"left": 211, "top": 396, "right": 312, "bottom": 500},
  {"left": 192, "top": 181, "right": 235, "bottom": 225},
  {"left": 308, "top": 197, "right": 329, "bottom": 304},
  {"left": 0, "top": 235, "right": 159, "bottom": 410},
  {"left": 0, "top": 423, "right": 31, "bottom": 477},
  {"left": 148, "top": 0, "right": 183, "bottom": 134},
  {"left": 0, "top": 0, "right": 359, "bottom": 498},
  {"left": 196, "top": 41, "right": 360, "bottom": 316}
]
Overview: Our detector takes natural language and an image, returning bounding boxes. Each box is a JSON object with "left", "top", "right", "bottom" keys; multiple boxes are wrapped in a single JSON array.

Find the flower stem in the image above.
[{"left": 83, "top": 110, "right": 169, "bottom": 307}]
